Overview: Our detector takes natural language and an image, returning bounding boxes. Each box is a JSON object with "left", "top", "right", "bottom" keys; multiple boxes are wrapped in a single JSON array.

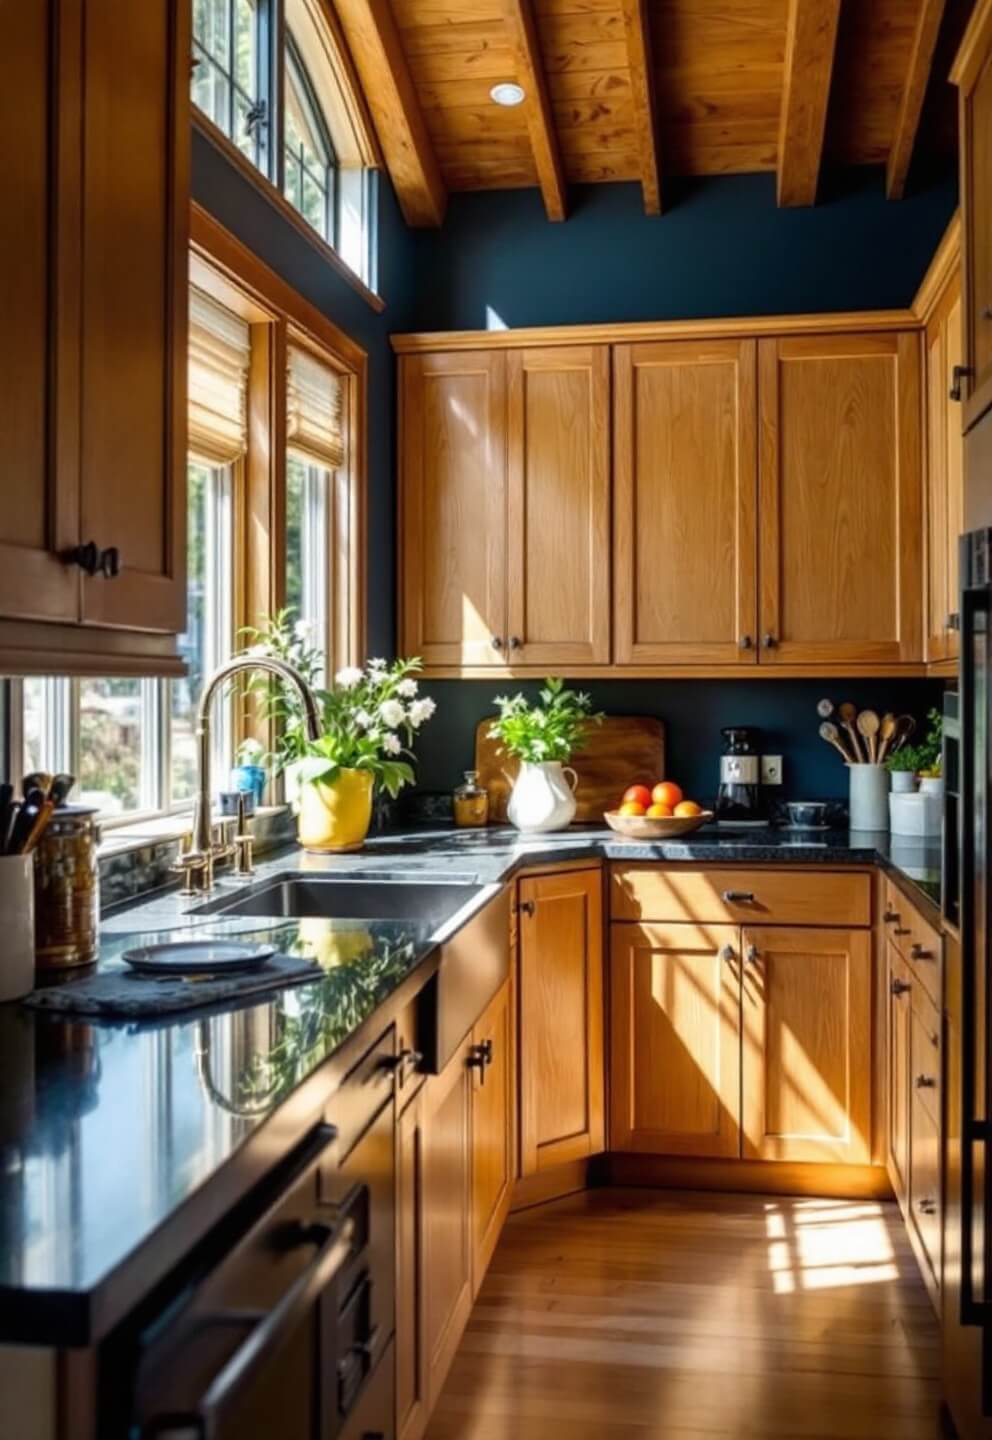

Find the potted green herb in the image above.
[{"left": 488, "top": 678, "right": 603, "bottom": 832}]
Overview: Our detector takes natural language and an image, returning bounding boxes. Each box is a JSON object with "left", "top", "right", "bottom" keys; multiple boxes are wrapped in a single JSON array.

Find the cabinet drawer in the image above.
[
  {"left": 910, "top": 985, "right": 942, "bottom": 1129},
  {"left": 882, "top": 880, "right": 941, "bottom": 1003},
  {"left": 610, "top": 866, "right": 871, "bottom": 927},
  {"left": 330, "top": 1027, "right": 396, "bottom": 1160},
  {"left": 910, "top": 1087, "right": 941, "bottom": 1286}
]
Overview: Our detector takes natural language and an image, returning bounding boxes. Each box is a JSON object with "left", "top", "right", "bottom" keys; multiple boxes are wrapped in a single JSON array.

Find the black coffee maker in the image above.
[{"left": 715, "top": 726, "right": 767, "bottom": 827}]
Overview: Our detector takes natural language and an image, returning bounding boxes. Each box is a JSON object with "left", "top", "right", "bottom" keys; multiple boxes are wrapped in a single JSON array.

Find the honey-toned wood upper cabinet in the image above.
[
  {"left": 0, "top": 0, "right": 78, "bottom": 627},
  {"left": 506, "top": 347, "right": 611, "bottom": 666},
  {"left": 0, "top": 0, "right": 189, "bottom": 670},
  {"left": 613, "top": 340, "right": 758, "bottom": 666},
  {"left": 470, "top": 977, "right": 514, "bottom": 1292},
  {"left": 610, "top": 921, "right": 742, "bottom": 1159},
  {"left": 77, "top": 0, "right": 189, "bottom": 636},
  {"left": 399, "top": 351, "right": 509, "bottom": 668},
  {"left": 925, "top": 270, "right": 965, "bottom": 664},
  {"left": 954, "top": 6, "right": 992, "bottom": 427},
  {"left": 741, "top": 926, "right": 871, "bottom": 1165},
  {"left": 518, "top": 869, "right": 605, "bottom": 1174},
  {"left": 758, "top": 333, "right": 923, "bottom": 666}
]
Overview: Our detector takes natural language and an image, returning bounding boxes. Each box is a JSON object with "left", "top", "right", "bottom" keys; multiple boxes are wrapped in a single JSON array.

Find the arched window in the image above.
[{"left": 283, "top": 35, "right": 336, "bottom": 244}]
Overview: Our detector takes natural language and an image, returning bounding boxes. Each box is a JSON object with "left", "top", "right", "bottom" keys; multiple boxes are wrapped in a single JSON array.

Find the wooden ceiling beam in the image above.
[
  {"left": 777, "top": 0, "right": 842, "bottom": 207},
  {"left": 332, "top": 0, "right": 446, "bottom": 227},
  {"left": 886, "top": 0, "right": 948, "bottom": 199},
  {"left": 501, "top": 0, "right": 567, "bottom": 221},
  {"left": 619, "top": 0, "right": 661, "bottom": 215}
]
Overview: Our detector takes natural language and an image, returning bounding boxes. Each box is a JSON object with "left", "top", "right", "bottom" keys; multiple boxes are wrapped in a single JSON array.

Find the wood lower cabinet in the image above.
[
  {"left": 470, "top": 978, "right": 514, "bottom": 1290},
  {"left": 886, "top": 943, "right": 913, "bottom": 1204},
  {"left": 396, "top": 981, "right": 514, "bottom": 1440},
  {"left": 0, "top": 0, "right": 188, "bottom": 669},
  {"left": 612, "top": 339, "right": 757, "bottom": 666},
  {"left": 518, "top": 869, "right": 605, "bottom": 1174},
  {"left": 757, "top": 332, "right": 922, "bottom": 666},
  {"left": 740, "top": 927, "right": 871, "bottom": 1165},
  {"left": 610, "top": 922, "right": 742, "bottom": 1158}
]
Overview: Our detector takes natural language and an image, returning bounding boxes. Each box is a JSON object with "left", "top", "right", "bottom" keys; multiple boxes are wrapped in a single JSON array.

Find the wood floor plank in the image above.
[{"left": 424, "top": 1187, "right": 941, "bottom": 1440}]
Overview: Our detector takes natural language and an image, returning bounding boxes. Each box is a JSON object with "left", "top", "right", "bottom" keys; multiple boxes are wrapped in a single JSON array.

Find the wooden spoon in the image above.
[
  {"left": 816, "top": 698, "right": 835, "bottom": 719},
  {"left": 838, "top": 702, "right": 865, "bottom": 762},
  {"left": 876, "top": 713, "right": 897, "bottom": 763},
  {"left": 856, "top": 709, "right": 880, "bottom": 763},
  {"left": 819, "top": 721, "right": 853, "bottom": 764},
  {"left": 892, "top": 714, "right": 917, "bottom": 752}
]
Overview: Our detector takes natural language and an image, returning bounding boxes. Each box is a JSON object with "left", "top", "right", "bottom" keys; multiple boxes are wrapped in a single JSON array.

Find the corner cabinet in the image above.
[
  {"left": 398, "top": 346, "right": 610, "bottom": 671},
  {"left": 757, "top": 333, "right": 923, "bottom": 667},
  {"left": 0, "top": 0, "right": 188, "bottom": 674}
]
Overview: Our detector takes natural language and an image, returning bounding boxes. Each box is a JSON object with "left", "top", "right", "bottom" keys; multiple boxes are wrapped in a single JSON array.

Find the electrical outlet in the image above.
[{"left": 761, "top": 754, "right": 783, "bottom": 786}]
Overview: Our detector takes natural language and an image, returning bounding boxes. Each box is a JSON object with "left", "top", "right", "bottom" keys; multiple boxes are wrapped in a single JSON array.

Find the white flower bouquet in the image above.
[{"left": 239, "top": 610, "right": 436, "bottom": 798}]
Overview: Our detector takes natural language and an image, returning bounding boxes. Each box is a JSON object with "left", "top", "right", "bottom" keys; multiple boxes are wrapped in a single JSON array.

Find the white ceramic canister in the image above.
[
  {"left": 0, "top": 853, "right": 36, "bottom": 1002},
  {"left": 889, "top": 770, "right": 917, "bottom": 794},
  {"left": 506, "top": 761, "right": 579, "bottom": 832},
  {"left": 849, "top": 763, "right": 889, "bottom": 831}
]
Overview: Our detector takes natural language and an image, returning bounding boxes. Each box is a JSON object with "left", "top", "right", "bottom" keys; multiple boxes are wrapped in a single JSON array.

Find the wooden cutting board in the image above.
[{"left": 475, "top": 715, "right": 666, "bottom": 824}]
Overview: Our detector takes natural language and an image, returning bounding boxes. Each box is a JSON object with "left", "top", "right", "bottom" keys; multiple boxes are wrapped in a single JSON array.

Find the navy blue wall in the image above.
[
  {"left": 193, "top": 157, "right": 956, "bottom": 809},
  {"left": 192, "top": 131, "right": 418, "bottom": 656},
  {"left": 410, "top": 170, "right": 958, "bottom": 331}
]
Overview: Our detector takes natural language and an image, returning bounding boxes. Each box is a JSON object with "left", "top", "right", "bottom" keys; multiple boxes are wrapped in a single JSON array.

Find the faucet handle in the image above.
[
  {"left": 234, "top": 831, "right": 255, "bottom": 877},
  {"left": 171, "top": 849, "right": 207, "bottom": 897}
]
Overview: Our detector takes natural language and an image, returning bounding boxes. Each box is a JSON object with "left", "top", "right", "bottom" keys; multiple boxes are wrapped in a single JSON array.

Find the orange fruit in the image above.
[
  {"left": 618, "top": 800, "right": 647, "bottom": 817},
  {"left": 646, "top": 802, "right": 673, "bottom": 818},
  {"left": 674, "top": 800, "right": 702, "bottom": 817},
  {"left": 652, "top": 781, "right": 683, "bottom": 808},
  {"left": 622, "top": 784, "right": 652, "bottom": 809}
]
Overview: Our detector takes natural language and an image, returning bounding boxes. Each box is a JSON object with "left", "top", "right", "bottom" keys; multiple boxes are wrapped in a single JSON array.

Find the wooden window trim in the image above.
[
  {"left": 191, "top": 203, "right": 368, "bottom": 761},
  {"left": 193, "top": 110, "right": 385, "bottom": 315}
]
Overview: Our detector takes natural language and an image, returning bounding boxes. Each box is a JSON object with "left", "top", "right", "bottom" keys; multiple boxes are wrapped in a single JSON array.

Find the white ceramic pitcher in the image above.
[{"left": 505, "top": 761, "right": 578, "bottom": 832}]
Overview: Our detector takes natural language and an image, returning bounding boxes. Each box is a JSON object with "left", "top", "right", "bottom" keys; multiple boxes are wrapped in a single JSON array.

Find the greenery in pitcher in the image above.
[
  {"left": 240, "top": 608, "right": 435, "bottom": 798},
  {"left": 488, "top": 677, "right": 603, "bottom": 763},
  {"left": 884, "top": 708, "right": 943, "bottom": 778}
]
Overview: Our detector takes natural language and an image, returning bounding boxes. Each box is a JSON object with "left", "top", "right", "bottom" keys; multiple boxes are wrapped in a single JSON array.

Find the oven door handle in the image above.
[{"left": 960, "top": 583, "right": 992, "bottom": 1326}]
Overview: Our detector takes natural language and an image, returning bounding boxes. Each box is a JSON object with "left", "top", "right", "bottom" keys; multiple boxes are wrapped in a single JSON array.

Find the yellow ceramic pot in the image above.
[{"left": 297, "top": 768, "right": 374, "bottom": 853}]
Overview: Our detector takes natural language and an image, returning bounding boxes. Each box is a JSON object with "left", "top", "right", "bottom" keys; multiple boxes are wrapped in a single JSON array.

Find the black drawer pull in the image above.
[
  {"left": 910, "top": 943, "right": 933, "bottom": 961},
  {"left": 883, "top": 909, "right": 899, "bottom": 923},
  {"left": 890, "top": 978, "right": 911, "bottom": 996},
  {"left": 950, "top": 364, "right": 974, "bottom": 402},
  {"left": 722, "top": 889, "right": 755, "bottom": 903},
  {"left": 914, "top": 1073, "right": 936, "bottom": 1089},
  {"left": 519, "top": 900, "right": 536, "bottom": 917}
]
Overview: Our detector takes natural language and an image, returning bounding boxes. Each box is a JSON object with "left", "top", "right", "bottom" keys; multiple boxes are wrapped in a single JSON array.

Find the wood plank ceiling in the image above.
[{"left": 331, "top": 0, "right": 974, "bottom": 224}]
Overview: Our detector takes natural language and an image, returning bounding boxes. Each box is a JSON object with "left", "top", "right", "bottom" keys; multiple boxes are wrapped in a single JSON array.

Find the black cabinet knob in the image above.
[
  {"left": 490, "top": 635, "right": 503, "bottom": 650},
  {"left": 761, "top": 633, "right": 777, "bottom": 649},
  {"left": 99, "top": 546, "right": 121, "bottom": 578},
  {"left": 67, "top": 541, "right": 100, "bottom": 575},
  {"left": 739, "top": 634, "right": 752, "bottom": 650}
]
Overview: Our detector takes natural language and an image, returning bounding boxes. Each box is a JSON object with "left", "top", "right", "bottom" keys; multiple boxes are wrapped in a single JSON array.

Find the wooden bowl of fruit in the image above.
[{"left": 604, "top": 783, "right": 712, "bottom": 839}]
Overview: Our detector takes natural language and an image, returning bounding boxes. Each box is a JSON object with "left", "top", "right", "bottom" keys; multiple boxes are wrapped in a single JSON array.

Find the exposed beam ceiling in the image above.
[
  {"left": 501, "top": 0, "right": 567, "bottom": 222},
  {"left": 886, "top": 0, "right": 949, "bottom": 199},
  {"left": 620, "top": 0, "right": 662, "bottom": 215},
  {"left": 777, "top": 0, "right": 842, "bottom": 207},
  {"left": 332, "top": 0, "right": 446, "bottom": 228}
]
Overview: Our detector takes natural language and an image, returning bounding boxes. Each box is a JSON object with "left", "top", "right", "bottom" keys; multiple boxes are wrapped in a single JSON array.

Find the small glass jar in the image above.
[
  {"left": 33, "top": 806, "right": 101, "bottom": 971},
  {"left": 453, "top": 771, "right": 489, "bottom": 828}
]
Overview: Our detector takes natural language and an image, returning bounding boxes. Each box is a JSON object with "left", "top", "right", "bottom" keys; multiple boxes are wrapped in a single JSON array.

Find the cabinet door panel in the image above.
[
  {"left": 422, "top": 1036, "right": 473, "bottom": 1412},
  {"left": 519, "top": 870, "right": 604, "bottom": 1174},
  {"left": 886, "top": 944, "right": 912, "bottom": 1207},
  {"left": 610, "top": 922, "right": 741, "bottom": 1158},
  {"left": 946, "top": 290, "right": 964, "bottom": 656},
  {"left": 506, "top": 347, "right": 610, "bottom": 665},
  {"left": 758, "top": 333, "right": 922, "bottom": 665},
  {"left": 471, "top": 978, "right": 514, "bottom": 1291},
  {"left": 966, "top": 51, "right": 992, "bottom": 409},
  {"left": 0, "top": 0, "right": 78, "bottom": 622},
  {"left": 927, "top": 277, "right": 965, "bottom": 663},
  {"left": 396, "top": 1088, "right": 427, "bottom": 1440},
  {"left": 742, "top": 926, "right": 871, "bottom": 1165},
  {"left": 400, "top": 352, "right": 508, "bottom": 667},
  {"left": 613, "top": 340, "right": 757, "bottom": 665},
  {"left": 79, "top": 0, "right": 188, "bottom": 633}
]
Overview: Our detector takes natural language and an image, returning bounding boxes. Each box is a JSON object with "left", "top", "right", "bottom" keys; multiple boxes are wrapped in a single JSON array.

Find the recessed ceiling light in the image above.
[{"left": 490, "top": 82, "right": 525, "bottom": 107}]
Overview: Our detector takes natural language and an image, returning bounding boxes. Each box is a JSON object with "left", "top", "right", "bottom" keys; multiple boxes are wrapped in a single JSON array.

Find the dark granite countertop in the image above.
[{"left": 0, "top": 822, "right": 943, "bottom": 1346}]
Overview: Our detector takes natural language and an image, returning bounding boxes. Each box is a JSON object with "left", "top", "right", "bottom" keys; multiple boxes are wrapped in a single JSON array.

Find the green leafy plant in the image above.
[
  {"left": 488, "top": 678, "right": 603, "bottom": 764},
  {"left": 884, "top": 708, "right": 943, "bottom": 778},
  {"left": 239, "top": 609, "right": 435, "bottom": 798}
]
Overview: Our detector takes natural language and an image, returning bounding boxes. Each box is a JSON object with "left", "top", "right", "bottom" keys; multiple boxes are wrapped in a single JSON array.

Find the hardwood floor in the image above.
[{"left": 424, "top": 1187, "right": 941, "bottom": 1440}]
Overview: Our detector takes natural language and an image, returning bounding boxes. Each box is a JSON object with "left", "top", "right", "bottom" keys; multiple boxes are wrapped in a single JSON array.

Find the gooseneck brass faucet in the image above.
[{"left": 175, "top": 654, "right": 323, "bottom": 895}]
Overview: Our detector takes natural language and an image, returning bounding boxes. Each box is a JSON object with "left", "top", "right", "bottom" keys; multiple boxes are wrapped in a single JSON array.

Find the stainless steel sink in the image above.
[{"left": 193, "top": 874, "right": 485, "bottom": 930}]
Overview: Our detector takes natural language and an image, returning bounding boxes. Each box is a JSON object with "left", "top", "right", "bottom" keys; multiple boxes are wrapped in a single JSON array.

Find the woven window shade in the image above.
[
  {"left": 188, "top": 288, "right": 251, "bottom": 465},
  {"left": 286, "top": 344, "right": 345, "bottom": 469}
]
